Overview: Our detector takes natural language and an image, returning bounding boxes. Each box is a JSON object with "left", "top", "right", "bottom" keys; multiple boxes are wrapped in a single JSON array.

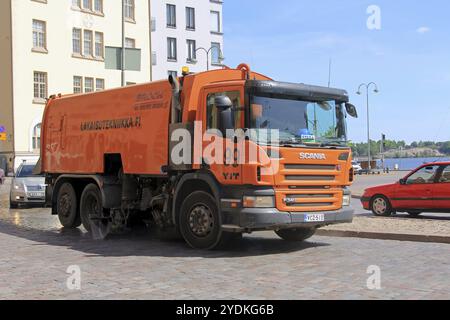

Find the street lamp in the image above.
[
  {"left": 357, "top": 82, "right": 379, "bottom": 172},
  {"left": 193, "top": 46, "right": 225, "bottom": 71}
]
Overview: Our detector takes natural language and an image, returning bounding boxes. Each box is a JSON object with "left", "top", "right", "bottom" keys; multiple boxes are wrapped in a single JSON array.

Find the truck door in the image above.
[{"left": 201, "top": 87, "right": 245, "bottom": 185}]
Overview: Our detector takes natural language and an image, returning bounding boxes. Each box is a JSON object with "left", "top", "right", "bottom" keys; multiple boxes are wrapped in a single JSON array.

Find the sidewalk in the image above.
[{"left": 318, "top": 216, "right": 450, "bottom": 244}]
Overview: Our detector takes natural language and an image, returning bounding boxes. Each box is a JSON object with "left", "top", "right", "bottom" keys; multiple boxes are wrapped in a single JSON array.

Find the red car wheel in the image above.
[{"left": 370, "top": 195, "right": 392, "bottom": 216}]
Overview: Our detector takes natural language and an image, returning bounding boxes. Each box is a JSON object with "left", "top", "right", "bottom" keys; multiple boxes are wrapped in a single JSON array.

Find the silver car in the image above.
[{"left": 10, "top": 162, "right": 46, "bottom": 208}]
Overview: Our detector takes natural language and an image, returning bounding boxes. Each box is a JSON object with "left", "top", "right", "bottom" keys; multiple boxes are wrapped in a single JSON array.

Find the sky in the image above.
[{"left": 223, "top": 0, "right": 450, "bottom": 143}]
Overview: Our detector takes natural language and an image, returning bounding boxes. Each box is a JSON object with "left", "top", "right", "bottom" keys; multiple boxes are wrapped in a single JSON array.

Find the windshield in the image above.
[
  {"left": 249, "top": 95, "right": 347, "bottom": 146},
  {"left": 16, "top": 165, "right": 41, "bottom": 178}
]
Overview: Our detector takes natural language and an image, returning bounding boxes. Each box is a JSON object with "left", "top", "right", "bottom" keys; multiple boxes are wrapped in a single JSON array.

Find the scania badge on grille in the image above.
[{"left": 299, "top": 152, "right": 327, "bottom": 160}]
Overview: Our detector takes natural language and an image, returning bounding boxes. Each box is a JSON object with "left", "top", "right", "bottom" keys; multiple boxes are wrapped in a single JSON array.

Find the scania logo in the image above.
[{"left": 299, "top": 152, "right": 327, "bottom": 160}]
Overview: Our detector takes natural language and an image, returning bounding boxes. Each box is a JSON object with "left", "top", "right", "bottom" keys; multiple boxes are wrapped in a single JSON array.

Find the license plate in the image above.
[
  {"left": 28, "top": 192, "right": 44, "bottom": 198},
  {"left": 304, "top": 214, "right": 325, "bottom": 222}
]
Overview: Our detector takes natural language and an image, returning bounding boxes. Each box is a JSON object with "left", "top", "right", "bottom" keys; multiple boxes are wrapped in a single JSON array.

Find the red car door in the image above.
[
  {"left": 393, "top": 165, "right": 440, "bottom": 210},
  {"left": 433, "top": 165, "right": 450, "bottom": 210}
]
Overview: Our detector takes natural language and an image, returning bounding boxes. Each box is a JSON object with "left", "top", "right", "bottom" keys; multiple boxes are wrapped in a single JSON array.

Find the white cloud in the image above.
[{"left": 416, "top": 27, "right": 431, "bottom": 34}]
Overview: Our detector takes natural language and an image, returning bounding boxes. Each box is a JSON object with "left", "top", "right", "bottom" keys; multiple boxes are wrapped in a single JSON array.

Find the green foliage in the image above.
[{"left": 349, "top": 140, "right": 450, "bottom": 157}]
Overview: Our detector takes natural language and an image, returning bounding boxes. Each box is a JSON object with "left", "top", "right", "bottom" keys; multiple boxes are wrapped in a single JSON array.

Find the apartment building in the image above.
[
  {"left": 0, "top": 0, "right": 224, "bottom": 173},
  {"left": 150, "top": 0, "right": 224, "bottom": 80},
  {"left": 0, "top": 0, "right": 152, "bottom": 172}
]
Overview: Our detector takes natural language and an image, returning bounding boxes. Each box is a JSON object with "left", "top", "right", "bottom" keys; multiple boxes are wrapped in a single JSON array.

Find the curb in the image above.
[
  {"left": 351, "top": 195, "right": 362, "bottom": 200},
  {"left": 316, "top": 229, "right": 450, "bottom": 244}
]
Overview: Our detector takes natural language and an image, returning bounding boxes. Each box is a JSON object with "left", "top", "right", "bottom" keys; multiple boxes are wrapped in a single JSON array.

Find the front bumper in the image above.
[
  {"left": 222, "top": 207, "right": 354, "bottom": 232},
  {"left": 10, "top": 190, "right": 45, "bottom": 204},
  {"left": 220, "top": 186, "right": 354, "bottom": 232}
]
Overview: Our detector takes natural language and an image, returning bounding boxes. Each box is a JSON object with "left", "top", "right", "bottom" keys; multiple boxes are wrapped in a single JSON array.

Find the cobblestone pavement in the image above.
[{"left": 0, "top": 182, "right": 449, "bottom": 300}]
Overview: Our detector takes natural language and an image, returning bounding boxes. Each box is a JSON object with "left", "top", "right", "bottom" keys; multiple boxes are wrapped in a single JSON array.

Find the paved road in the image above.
[{"left": 0, "top": 204, "right": 448, "bottom": 299}]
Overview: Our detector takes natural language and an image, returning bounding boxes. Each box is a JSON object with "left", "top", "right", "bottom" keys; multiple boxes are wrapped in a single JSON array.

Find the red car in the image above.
[{"left": 361, "top": 162, "right": 450, "bottom": 216}]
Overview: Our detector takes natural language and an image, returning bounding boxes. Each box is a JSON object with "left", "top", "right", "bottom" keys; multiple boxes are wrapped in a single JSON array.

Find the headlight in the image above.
[
  {"left": 243, "top": 196, "right": 275, "bottom": 208},
  {"left": 13, "top": 182, "right": 25, "bottom": 191},
  {"left": 342, "top": 194, "right": 351, "bottom": 206}
]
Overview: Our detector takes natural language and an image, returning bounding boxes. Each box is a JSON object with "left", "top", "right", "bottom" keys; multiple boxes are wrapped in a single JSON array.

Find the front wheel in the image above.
[
  {"left": 179, "top": 191, "right": 229, "bottom": 250},
  {"left": 9, "top": 201, "right": 18, "bottom": 209},
  {"left": 370, "top": 195, "right": 392, "bottom": 216},
  {"left": 275, "top": 228, "right": 316, "bottom": 242}
]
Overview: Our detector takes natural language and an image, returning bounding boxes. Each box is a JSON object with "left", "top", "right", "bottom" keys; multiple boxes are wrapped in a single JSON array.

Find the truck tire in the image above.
[
  {"left": 57, "top": 182, "right": 81, "bottom": 228},
  {"left": 80, "top": 184, "right": 102, "bottom": 232},
  {"left": 9, "top": 201, "right": 18, "bottom": 209},
  {"left": 179, "top": 191, "right": 226, "bottom": 250},
  {"left": 275, "top": 228, "right": 316, "bottom": 242}
]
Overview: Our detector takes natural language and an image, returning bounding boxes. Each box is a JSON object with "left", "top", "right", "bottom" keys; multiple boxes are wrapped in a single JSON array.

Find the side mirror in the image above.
[
  {"left": 345, "top": 103, "right": 358, "bottom": 118},
  {"left": 215, "top": 96, "right": 234, "bottom": 134},
  {"left": 399, "top": 178, "right": 406, "bottom": 185}
]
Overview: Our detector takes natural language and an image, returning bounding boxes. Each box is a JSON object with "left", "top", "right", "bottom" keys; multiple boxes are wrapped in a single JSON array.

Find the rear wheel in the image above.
[
  {"left": 57, "top": 182, "right": 81, "bottom": 228},
  {"left": 275, "top": 228, "right": 316, "bottom": 242},
  {"left": 179, "top": 191, "right": 233, "bottom": 250},
  {"left": 80, "top": 184, "right": 107, "bottom": 235},
  {"left": 370, "top": 195, "right": 392, "bottom": 216}
]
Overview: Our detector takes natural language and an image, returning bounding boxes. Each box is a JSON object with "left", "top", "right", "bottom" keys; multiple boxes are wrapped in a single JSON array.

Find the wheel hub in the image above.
[
  {"left": 188, "top": 205, "right": 214, "bottom": 238},
  {"left": 373, "top": 198, "right": 386, "bottom": 214}
]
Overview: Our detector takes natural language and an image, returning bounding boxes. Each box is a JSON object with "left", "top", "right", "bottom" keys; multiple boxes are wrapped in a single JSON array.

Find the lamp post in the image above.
[
  {"left": 194, "top": 46, "right": 225, "bottom": 71},
  {"left": 357, "top": 82, "right": 379, "bottom": 172}
]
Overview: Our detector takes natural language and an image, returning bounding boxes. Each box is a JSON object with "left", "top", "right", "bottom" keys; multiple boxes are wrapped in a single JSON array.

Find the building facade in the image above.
[
  {"left": 150, "top": 0, "right": 224, "bottom": 80},
  {"left": 0, "top": 0, "right": 152, "bottom": 172},
  {"left": 0, "top": 0, "right": 224, "bottom": 173}
]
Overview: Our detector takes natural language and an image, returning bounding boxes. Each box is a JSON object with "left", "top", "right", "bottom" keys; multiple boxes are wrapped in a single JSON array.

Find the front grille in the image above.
[
  {"left": 286, "top": 194, "right": 334, "bottom": 199},
  {"left": 27, "top": 185, "right": 44, "bottom": 191},
  {"left": 284, "top": 164, "right": 336, "bottom": 170},
  {"left": 285, "top": 175, "right": 335, "bottom": 181},
  {"left": 286, "top": 202, "right": 334, "bottom": 207}
]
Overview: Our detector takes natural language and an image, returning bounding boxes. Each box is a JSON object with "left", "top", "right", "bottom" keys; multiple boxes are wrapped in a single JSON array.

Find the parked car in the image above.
[
  {"left": 352, "top": 160, "right": 363, "bottom": 174},
  {"left": 0, "top": 168, "right": 4, "bottom": 184},
  {"left": 10, "top": 162, "right": 46, "bottom": 208},
  {"left": 361, "top": 162, "right": 450, "bottom": 216}
]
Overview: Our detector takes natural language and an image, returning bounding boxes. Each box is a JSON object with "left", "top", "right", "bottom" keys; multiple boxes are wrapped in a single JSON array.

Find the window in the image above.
[
  {"left": 94, "top": 0, "right": 103, "bottom": 13},
  {"left": 207, "top": 91, "right": 242, "bottom": 130},
  {"left": 32, "top": 124, "right": 42, "bottom": 151},
  {"left": 95, "top": 32, "right": 104, "bottom": 58},
  {"left": 72, "top": 28, "right": 82, "bottom": 55},
  {"left": 187, "top": 39, "right": 196, "bottom": 62},
  {"left": 167, "top": 4, "right": 176, "bottom": 28},
  {"left": 33, "top": 72, "right": 47, "bottom": 100},
  {"left": 82, "top": 0, "right": 92, "bottom": 11},
  {"left": 83, "top": 30, "right": 93, "bottom": 56},
  {"left": 72, "top": 0, "right": 81, "bottom": 8},
  {"left": 85, "top": 77, "right": 94, "bottom": 93},
  {"left": 210, "top": 11, "right": 221, "bottom": 33},
  {"left": 186, "top": 7, "right": 195, "bottom": 30},
  {"left": 439, "top": 166, "right": 450, "bottom": 183},
  {"left": 96, "top": 79, "right": 105, "bottom": 91},
  {"left": 406, "top": 165, "right": 440, "bottom": 185},
  {"left": 167, "top": 37, "right": 177, "bottom": 61},
  {"left": 125, "top": 38, "right": 136, "bottom": 48},
  {"left": 168, "top": 71, "right": 178, "bottom": 78},
  {"left": 124, "top": 0, "right": 135, "bottom": 21},
  {"left": 73, "top": 76, "right": 83, "bottom": 93},
  {"left": 32, "top": 20, "right": 46, "bottom": 50},
  {"left": 211, "top": 42, "right": 222, "bottom": 64}
]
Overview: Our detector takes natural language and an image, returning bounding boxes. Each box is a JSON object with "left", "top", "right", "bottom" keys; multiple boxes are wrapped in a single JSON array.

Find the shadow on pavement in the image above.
[{"left": 0, "top": 219, "right": 329, "bottom": 259}]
